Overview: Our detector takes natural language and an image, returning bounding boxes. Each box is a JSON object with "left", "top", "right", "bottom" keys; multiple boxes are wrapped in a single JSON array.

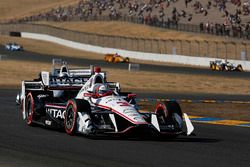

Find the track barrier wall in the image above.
[{"left": 20, "top": 32, "right": 250, "bottom": 70}]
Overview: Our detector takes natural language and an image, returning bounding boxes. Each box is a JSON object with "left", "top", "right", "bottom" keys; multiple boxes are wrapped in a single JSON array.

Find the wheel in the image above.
[
  {"left": 124, "top": 57, "right": 130, "bottom": 63},
  {"left": 221, "top": 64, "right": 225, "bottom": 71},
  {"left": 155, "top": 101, "right": 183, "bottom": 132},
  {"left": 237, "top": 65, "right": 243, "bottom": 72},
  {"left": 64, "top": 99, "right": 91, "bottom": 135},
  {"left": 25, "top": 92, "right": 34, "bottom": 126}
]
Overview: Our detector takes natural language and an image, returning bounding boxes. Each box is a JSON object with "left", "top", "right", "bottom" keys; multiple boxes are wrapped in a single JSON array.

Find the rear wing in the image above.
[
  {"left": 21, "top": 69, "right": 107, "bottom": 93},
  {"left": 20, "top": 75, "right": 88, "bottom": 101},
  {"left": 51, "top": 59, "right": 94, "bottom": 77}
]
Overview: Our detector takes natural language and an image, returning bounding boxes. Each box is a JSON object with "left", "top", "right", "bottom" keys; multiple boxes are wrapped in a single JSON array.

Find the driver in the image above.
[{"left": 93, "top": 84, "right": 112, "bottom": 98}]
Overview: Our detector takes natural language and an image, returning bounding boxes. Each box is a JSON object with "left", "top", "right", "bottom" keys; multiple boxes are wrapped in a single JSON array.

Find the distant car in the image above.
[
  {"left": 210, "top": 60, "right": 243, "bottom": 72},
  {"left": 104, "top": 53, "right": 130, "bottom": 63},
  {"left": 5, "top": 43, "right": 23, "bottom": 51}
]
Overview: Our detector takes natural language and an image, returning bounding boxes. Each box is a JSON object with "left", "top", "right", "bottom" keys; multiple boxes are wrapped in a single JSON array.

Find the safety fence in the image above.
[
  {"left": 80, "top": 15, "right": 250, "bottom": 40},
  {"left": 0, "top": 23, "right": 249, "bottom": 61}
]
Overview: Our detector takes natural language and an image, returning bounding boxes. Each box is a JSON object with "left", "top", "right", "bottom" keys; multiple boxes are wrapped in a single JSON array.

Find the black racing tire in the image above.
[
  {"left": 155, "top": 101, "right": 183, "bottom": 132},
  {"left": 25, "top": 92, "right": 35, "bottom": 126},
  {"left": 124, "top": 57, "right": 130, "bottom": 63},
  {"left": 237, "top": 65, "right": 243, "bottom": 72},
  {"left": 64, "top": 99, "right": 91, "bottom": 135},
  {"left": 221, "top": 64, "right": 225, "bottom": 71}
]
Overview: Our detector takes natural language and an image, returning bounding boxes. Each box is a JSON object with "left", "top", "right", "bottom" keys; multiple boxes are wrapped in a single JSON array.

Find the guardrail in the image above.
[{"left": 0, "top": 23, "right": 249, "bottom": 61}]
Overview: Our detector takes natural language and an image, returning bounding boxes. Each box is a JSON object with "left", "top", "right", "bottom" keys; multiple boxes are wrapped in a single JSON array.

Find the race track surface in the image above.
[
  {"left": 1, "top": 46, "right": 250, "bottom": 78},
  {"left": 0, "top": 90, "right": 250, "bottom": 167}
]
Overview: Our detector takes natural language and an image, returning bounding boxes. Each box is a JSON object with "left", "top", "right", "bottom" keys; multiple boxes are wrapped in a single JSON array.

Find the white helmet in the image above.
[
  {"left": 94, "top": 84, "right": 111, "bottom": 97},
  {"left": 97, "top": 84, "right": 108, "bottom": 95}
]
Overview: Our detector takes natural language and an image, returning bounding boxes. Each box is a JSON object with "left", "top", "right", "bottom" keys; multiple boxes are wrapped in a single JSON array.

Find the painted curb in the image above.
[{"left": 189, "top": 116, "right": 250, "bottom": 128}]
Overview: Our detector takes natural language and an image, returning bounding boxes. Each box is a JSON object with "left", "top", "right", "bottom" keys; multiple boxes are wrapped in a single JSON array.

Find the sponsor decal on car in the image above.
[
  {"left": 46, "top": 108, "right": 65, "bottom": 119},
  {"left": 37, "top": 94, "right": 49, "bottom": 99}
]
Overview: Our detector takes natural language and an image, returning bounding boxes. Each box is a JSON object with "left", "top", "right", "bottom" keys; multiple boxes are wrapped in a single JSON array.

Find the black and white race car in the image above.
[
  {"left": 16, "top": 59, "right": 194, "bottom": 138},
  {"left": 209, "top": 59, "right": 243, "bottom": 71},
  {"left": 5, "top": 43, "right": 23, "bottom": 51}
]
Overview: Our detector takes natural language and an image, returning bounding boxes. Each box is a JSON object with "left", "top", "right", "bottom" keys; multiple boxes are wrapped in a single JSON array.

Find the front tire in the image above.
[
  {"left": 64, "top": 99, "right": 91, "bottom": 135},
  {"left": 155, "top": 101, "right": 183, "bottom": 133}
]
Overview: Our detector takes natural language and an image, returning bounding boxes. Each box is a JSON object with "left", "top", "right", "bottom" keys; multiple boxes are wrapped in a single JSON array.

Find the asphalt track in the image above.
[{"left": 0, "top": 89, "right": 250, "bottom": 167}]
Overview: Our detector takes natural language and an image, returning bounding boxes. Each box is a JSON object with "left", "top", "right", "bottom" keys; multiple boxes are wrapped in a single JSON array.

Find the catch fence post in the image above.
[
  {"left": 233, "top": 42, "right": 237, "bottom": 60},
  {"left": 180, "top": 40, "right": 183, "bottom": 55},
  {"left": 188, "top": 40, "right": 192, "bottom": 56},
  {"left": 224, "top": 42, "right": 228, "bottom": 60},
  {"left": 205, "top": 40, "right": 209, "bottom": 57},
  {"left": 215, "top": 41, "right": 219, "bottom": 58},
  {"left": 242, "top": 43, "right": 248, "bottom": 60}
]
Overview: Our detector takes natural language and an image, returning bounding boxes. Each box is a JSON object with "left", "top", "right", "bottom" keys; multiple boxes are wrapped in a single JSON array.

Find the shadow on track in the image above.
[{"left": 73, "top": 133, "right": 221, "bottom": 143}]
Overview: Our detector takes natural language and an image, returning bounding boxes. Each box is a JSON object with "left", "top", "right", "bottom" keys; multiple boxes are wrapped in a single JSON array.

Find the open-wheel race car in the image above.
[
  {"left": 16, "top": 59, "right": 194, "bottom": 138},
  {"left": 104, "top": 53, "right": 130, "bottom": 63},
  {"left": 210, "top": 60, "right": 243, "bottom": 72},
  {"left": 5, "top": 42, "right": 23, "bottom": 51}
]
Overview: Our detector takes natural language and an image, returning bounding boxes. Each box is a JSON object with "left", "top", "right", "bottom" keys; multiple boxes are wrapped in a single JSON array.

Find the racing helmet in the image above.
[{"left": 95, "top": 84, "right": 112, "bottom": 97}]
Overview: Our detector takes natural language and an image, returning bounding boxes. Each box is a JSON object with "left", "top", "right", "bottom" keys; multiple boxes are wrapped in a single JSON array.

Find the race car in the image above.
[
  {"left": 16, "top": 59, "right": 194, "bottom": 138},
  {"left": 104, "top": 53, "right": 130, "bottom": 63},
  {"left": 5, "top": 42, "right": 23, "bottom": 51},
  {"left": 210, "top": 60, "right": 243, "bottom": 71}
]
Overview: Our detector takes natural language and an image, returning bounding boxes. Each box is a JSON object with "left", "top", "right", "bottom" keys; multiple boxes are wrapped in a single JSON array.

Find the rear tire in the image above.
[
  {"left": 25, "top": 93, "right": 34, "bottom": 126},
  {"left": 237, "top": 65, "right": 243, "bottom": 72}
]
